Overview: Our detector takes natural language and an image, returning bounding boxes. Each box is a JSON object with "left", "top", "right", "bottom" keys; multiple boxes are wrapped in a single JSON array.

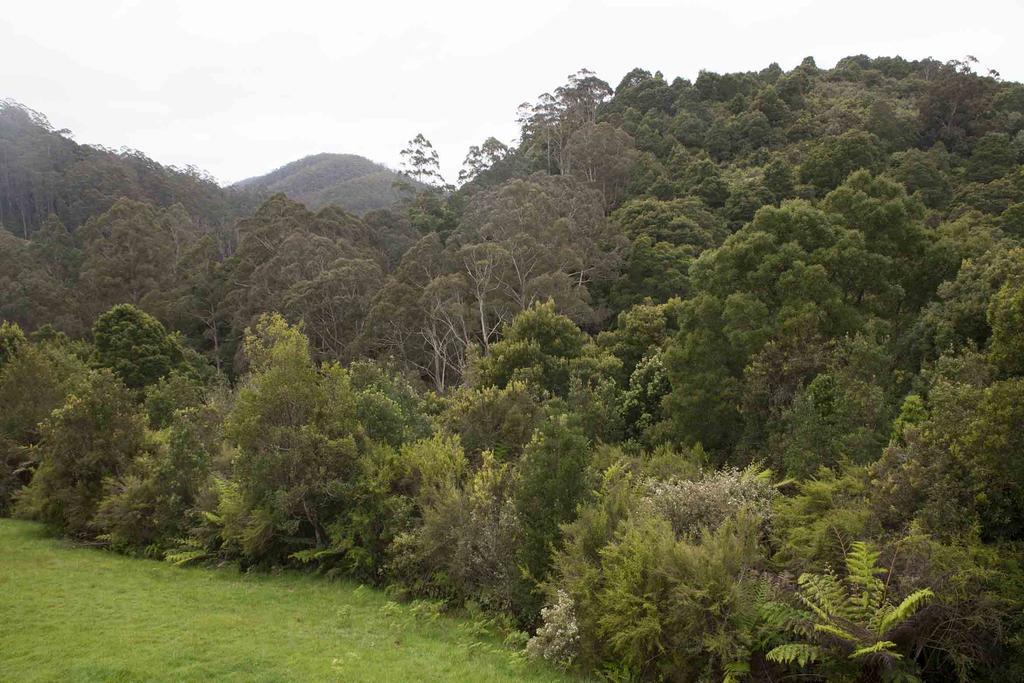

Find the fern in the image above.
[
  {"left": 164, "top": 548, "right": 210, "bottom": 566},
  {"left": 797, "top": 571, "right": 846, "bottom": 621},
  {"left": 843, "top": 541, "right": 886, "bottom": 623},
  {"left": 849, "top": 640, "right": 900, "bottom": 660},
  {"left": 765, "top": 539, "right": 935, "bottom": 681},
  {"left": 766, "top": 643, "right": 821, "bottom": 667},
  {"left": 813, "top": 622, "right": 860, "bottom": 644},
  {"left": 878, "top": 588, "right": 934, "bottom": 634},
  {"left": 163, "top": 536, "right": 212, "bottom": 566}
]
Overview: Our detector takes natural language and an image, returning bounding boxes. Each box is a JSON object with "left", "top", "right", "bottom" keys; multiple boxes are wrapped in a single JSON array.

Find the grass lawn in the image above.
[{"left": 0, "top": 519, "right": 568, "bottom": 682}]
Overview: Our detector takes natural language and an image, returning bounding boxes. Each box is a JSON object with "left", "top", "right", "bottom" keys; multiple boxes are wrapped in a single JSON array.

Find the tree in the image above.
[
  {"left": 76, "top": 199, "right": 180, "bottom": 321},
  {"left": 15, "top": 369, "right": 146, "bottom": 537},
  {"left": 0, "top": 320, "right": 26, "bottom": 368},
  {"left": 988, "top": 279, "right": 1024, "bottom": 376},
  {"left": 400, "top": 133, "right": 445, "bottom": 187},
  {"left": 472, "top": 300, "right": 589, "bottom": 397},
  {"left": 0, "top": 338, "right": 89, "bottom": 513},
  {"left": 565, "top": 123, "right": 639, "bottom": 208},
  {"left": 515, "top": 415, "right": 590, "bottom": 592},
  {"left": 223, "top": 314, "right": 362, "bottom": 562},
  {"left": 453, "top": 174, "right": 625, "bottom": 322},
  {"left": 967, "top": 132, "right": 1018, "bottom": 183},
  {"left": 458, "top": 137, "right": 511, "bottom": 185},
  {"left": 518, "top": 70, "right": 613, "bottom": 174},
  {"left": 92, "top": 304, "right": 184, "bottom": 390},
  {"left": 919, "top": 57, "right": 998, "bottom": 151},
  {"left": 800, "top": 131, "right": 884, "bottom": 193}
]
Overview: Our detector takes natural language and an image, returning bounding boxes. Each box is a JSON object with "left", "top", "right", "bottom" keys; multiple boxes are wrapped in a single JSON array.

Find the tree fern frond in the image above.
[
  {"left": 798, "top": 572, "right": 845, "bottom": 621},
  {"left": 813, "top": 622, "right": 860, "bottom": 644},
  {"left": 759, "top": 599, "right": 809, "bottom": 631},
  {"left": 766, "top": 643, "right": 822, "bottom": 668},
  {"left": 849, "top": 640, "right": 901, "bottom": 660},
  {"left": 722, "top": 659, "right": 750, "bottom": 683},
  {"left": 845, "top": 541, "right": 886, "bottom": 592},
  {"left": 878, "top": 588, "right": 934, "bottom": 634}
]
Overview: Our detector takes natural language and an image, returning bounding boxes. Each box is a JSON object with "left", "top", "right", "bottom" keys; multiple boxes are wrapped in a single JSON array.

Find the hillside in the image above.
[
  {"left": 234, "top": 153, "right": 413, "bottom": 214},
  {"left": 0, "top": 100, "right": 255, "bottom": 236},
  {"left": 4, "top": 54, "right": 1024, "bottom": 682}
]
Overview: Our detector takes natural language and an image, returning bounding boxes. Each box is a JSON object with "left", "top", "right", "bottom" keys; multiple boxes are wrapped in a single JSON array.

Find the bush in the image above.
[
  {"left": 441, "top": 381, "right": 543, "bottom": 462},
  {"left": 15, "top": 369, "right": 145, "bottom": 537},
  {"left": 639, "top": 465, "right": 775, "bottom": 537},
  {"left": 525, "top": 590, "right": 580, "bottom": 669},
  {"left": 144, "top": 371, "right": 207, "bottom": 429},
  {"left": 350, "top": 360, "right": 435, "bottom": 448},
  {"left": 387, "top": 451, "right": 530, "bottom": 618},
  {"left": 221, "top": 314, "right": 362, "bottom": 565},
  {"left": 0, "top": 320, "right": 26, "bottom": 368},
  {"left": 95, "top": 403, "right": 222, "bottom": 551},
  {"left": 92, "top": 304, "right": 184, "bottom": 390},
  {"left": 515, "top": 415, "right": 591, "bottom": 593},
  {"left": 592, "top": 512, "right": 764, "bottom": 679},
  {"left": 0, "top": 340, "right": 89, "bottom": 512}
]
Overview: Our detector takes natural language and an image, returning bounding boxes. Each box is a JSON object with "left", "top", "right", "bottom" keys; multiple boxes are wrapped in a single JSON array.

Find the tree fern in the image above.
[
  {"left": 849, "top": 640, "right": 901, "bottom": 660},
  {"left": 843, "top": 541, "right": 886, "bottom": 623},
  {"left": 877, "top": 588, "right": 934, "bottom": 634},
  {"left": 766, "top": 642, "right": 822, "bottom": 668},
  {"left": 762, "top": 540, "right": 934, "bottom": 680}
]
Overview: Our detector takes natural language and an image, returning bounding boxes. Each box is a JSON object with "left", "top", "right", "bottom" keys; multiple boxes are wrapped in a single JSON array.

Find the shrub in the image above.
[
  {"left": 222, "top": 314, "right": 362, "bottom": 565},
  {"left": 0, "top": 320, "right": 26, "bottom": 368},
  {"left": 15, "top": 369, "right": 145, "bottom": 537},
  {"left": 95, "top": 403, "right": 222, "bottom": 551},
  {"left": 639, "top": 464, "right": 775, "bottom": 537},
  {"left": 92, "top": 304, "right": 184, "bottom": 390},
  {"left": 349, "top": 359, "right": 435, "bottom": 448},
  {"left": 0, "top": 340, "right": 89, "bottom": 512},
  {"left": 144, "top": 371, "right": 207, "bottom": 429},
  {"left": 515, "top": 415, "right": 592, "bottom": 592},
  {"left": 387, "top": 451, "right": 529, "bottom": 617},
  {"left": 441, "top": 381, "right": 543, "bottom": 462},
  {"left": 593, "top": 512, "right": 764, "bottom": 680},
  {"left": 525, "top": 590, "right": 580, "bottom": 668}
]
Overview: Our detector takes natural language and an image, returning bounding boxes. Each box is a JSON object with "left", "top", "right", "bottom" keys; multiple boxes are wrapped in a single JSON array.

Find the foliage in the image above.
[
  {"left": 765, "top": 542, "right": 935, "bottom": 682},
  {"left": 0, "top": 320, "right": 26, "bottom": 368},
  {"left": 221, "top": 314, "right": 362, "bottom": 564},
  {"left": 15, "top": 368, "right": 145, "bottom": 537},
  {"left": 92, "top": 304, "right": 185, "bottom": 390},
  {"left": 4, "top": 53, "right": 1024, "bottom": 682},
  {"left": 0, "top": 339, "right": 90, "bottom": 513}
]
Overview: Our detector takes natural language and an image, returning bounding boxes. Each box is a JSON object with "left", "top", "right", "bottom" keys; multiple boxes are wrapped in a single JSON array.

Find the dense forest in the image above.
[
  {"left": 2, "top": 54, "right": 1024, "bottom": 681},
  {"left": 233, "top": 152, "right": 417, "bottom": 214}
]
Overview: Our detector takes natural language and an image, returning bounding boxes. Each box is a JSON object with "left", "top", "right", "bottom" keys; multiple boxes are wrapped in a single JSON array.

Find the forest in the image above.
[{"left": 2, "top": 54, "right": 1024, "bottom": 681}]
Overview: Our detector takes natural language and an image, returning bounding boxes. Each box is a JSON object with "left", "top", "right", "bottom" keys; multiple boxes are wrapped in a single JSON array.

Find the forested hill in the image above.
[
  {"left": 4, "top": 54, "right": 1024, "bottom": 681},
  {"left": 233, "top": 153, "right": 413, "bottom": 214},
  {"left": 0, "top": 100, "right": 257, "bottom": 236}
]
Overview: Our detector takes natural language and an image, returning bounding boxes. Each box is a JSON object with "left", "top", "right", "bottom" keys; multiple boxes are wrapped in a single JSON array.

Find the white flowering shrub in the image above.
[
  {"left": 641, "top": 465, "right": 774, "bottom": 537},
  {"left": 525, "top": 590, "right": 580, "bottom": 668}
]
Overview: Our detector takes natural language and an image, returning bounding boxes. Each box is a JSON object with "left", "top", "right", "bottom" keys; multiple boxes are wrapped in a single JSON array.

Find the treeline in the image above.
[{"left": 2, "top": 53, "right": 1024, "bottom": 681}]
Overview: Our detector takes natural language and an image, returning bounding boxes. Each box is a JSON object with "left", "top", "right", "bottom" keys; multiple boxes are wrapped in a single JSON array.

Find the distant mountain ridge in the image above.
[{"left": 233, "top": 153, "right": 412, "bottom": 215}]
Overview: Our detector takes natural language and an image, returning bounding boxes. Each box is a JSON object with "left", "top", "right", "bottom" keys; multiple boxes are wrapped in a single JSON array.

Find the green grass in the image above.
[{"left": 0, "top": 519, "right": 568, "bottom": 682}]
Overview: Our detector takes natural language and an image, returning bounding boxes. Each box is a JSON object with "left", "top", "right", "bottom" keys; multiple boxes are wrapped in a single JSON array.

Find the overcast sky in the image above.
[{"left": 3, "top": 0, "right": 1022, "bottom": 185}]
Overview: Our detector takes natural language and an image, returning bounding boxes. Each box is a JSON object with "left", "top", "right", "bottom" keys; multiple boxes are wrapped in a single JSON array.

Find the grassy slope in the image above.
[{"left": 0, "top": 520, "right": 566, "bottom": 682}]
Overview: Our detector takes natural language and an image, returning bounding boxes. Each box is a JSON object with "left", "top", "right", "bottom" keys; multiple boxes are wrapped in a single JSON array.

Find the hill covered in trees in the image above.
[
  {"left": 3, "top": 54, "right": 1024, "bottom": 682},
  {"left": 0, "top": 100, "right": 257, "bottom": 237},
  {"left": 233, "top": 153, "right": 416, "bottom": 214}
]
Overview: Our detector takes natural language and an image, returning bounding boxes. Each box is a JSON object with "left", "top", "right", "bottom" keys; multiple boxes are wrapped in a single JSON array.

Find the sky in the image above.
[{"left": 2, "top": 0, "right": 1022, "bottom": 185}]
